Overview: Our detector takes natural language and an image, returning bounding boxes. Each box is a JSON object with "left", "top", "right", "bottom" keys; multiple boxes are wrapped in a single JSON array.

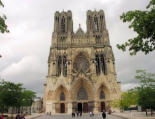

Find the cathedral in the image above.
[{"left": 43, "top": 10, "right": 121, "bottom": 114}]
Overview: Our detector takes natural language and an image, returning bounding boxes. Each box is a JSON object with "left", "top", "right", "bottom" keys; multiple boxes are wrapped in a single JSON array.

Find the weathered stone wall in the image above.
[{"left": 43, "top": 10, "right": 121, "bottom": 114}]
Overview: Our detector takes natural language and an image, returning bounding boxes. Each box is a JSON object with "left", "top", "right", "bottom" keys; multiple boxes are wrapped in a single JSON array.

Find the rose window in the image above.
[{"left": 73, "top": 53, "right": 89, "bottom": 73}]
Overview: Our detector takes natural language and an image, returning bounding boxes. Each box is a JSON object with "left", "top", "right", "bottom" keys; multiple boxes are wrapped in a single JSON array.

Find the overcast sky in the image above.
[{"left": 0, "top": 0, "right": 154, "bottom": 96}]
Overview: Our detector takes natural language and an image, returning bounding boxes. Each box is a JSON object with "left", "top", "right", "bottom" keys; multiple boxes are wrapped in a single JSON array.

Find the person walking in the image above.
[
  {"left": 76, "top": 112, "right": 79, "bottom": 117},
  {"left": 15, "top": 114, "right": 20, "bottom": 119},
  {"left": 79, "top": 111, "right": 82, "bottom": 117},
  {"left": 72, "top": 112, "right": 75, "bottom": 117},
  {"left": 20, "top": 114, "right": 25, "bottom": 119},
  {"left": 102, "top": 110, "right": 106, "bottom": 119},
  {"left": 0, "top": 113, "right": 4, "bottom": 119}
]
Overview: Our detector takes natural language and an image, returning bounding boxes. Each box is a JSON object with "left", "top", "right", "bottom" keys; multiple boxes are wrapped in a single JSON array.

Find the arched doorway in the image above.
[
  {"left": 77, "top": 103, "right": 82, "bottom": 112},
  {"left": 97, "top": 85, "right": 108, "bottom": 112},
  {"left": 60, "top": 92, "right": 65, "bottom": 113},
  {"left": 83, "top": 102, "right": 88, "bottom": 113},
  {"left": 77, "top": 86, "right": 89, "bottom": 113},
  {"left": 54, "top": 85, "right": 69, "bottom": 113},
  {"left": 101, "top": 102, "right": 105, "bottom": 112},
  {"left": 60, "top": 103, "right": 65, "bottom": 113}
]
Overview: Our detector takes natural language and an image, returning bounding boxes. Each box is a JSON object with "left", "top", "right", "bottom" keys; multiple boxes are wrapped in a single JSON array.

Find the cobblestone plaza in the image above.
[{"left": 35, "top": 114, "right": 124, "bottom": 119}]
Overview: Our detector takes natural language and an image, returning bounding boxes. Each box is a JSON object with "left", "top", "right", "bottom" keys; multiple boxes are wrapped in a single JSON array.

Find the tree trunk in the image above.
[
  {"left": 21, "top": 106, "right": 23, "bottom": 114},
  {"left": 29, "top": 106, "right": 31, "bottom": 115},
  {"left": 146, "top": 109, "right": 147, "bottom": 116},
  {"left": 151, "top": 108, "right": 153, "bottom": 116},
  {"left": 11, "top": 107, "right": 14, "bottom": 119}
]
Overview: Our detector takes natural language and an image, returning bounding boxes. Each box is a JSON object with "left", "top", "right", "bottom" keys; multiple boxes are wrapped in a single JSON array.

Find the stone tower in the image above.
[{"left": 43, "top": 10, "right": 121, "bottom": 114}]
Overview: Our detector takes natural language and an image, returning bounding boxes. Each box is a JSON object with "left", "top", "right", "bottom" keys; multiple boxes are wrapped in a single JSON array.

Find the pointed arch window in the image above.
[
  {"left": 94, "top": 16, "right": 99, "bottom": 32},
  {"left": 61, "top": 17, "right": 65, "bottom": 33},
  {"left": 100, "top": 90, "right": 105, "bottom": 99},
  {"left": 100, "top": 16, "right": 103, "bottom": 20},
  {"left": 57, "top": 56, "right": 62, "bottom": 76},
  {"left": 100, "top": 54, "right": 106, "bottom": 74},
  {"left": 96, "top": 35, "right": 101, "bottom": 44},
  {"left": 95, "top": 54, "right": 100, "bottom": 75},
  {"left": 77, "top": 87, "right": 88, "bottom": 100},
  {"left": 60, "top": 92, "right": 65, "bottom": 101},
  {"left": 55, "top": 17, "right": 59, "bottom": 21},
  {"left": 63, "top": 55, "right": 67, "bottom": 77}
]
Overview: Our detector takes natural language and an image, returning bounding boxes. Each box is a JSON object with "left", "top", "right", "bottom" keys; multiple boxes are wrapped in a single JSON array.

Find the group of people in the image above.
[
  {"left": 71, "top": 110, "right": 110, "bottom": 119},
  {"left": 0, "top": 114, "right": 25, "bottom": 119},
  {"left": 15, "top": 114, "right": 25, "bottom": 119},
  {"left": 72, "top": 111, "right": 82, "bottom": 117},
  {"left": 89, "top": 111, "right": 94, "bottom": 117}
]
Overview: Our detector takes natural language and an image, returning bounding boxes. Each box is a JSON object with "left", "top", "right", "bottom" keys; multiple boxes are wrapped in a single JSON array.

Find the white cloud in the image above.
[
  {"left": 2, "top": 56, "right": 41, "bottom": 76},
  {"left": 0, "top": 56, "right": 46, "bottom": 96},
  {"left": 121, "top": 83, "right": 139, "bottom": 92}
]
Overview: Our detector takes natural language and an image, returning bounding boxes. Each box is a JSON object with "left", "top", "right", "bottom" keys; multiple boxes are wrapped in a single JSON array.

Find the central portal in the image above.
[
  {"left": 77, "top": 102, "right": 88, "bottom": 113},
  {"left": 78, "top": 103, "right": 82, "bottom": 112}
]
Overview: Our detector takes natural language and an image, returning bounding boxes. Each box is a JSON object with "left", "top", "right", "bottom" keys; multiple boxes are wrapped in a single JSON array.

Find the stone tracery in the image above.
[
  {"left": 60, "top": 92, "right": 65, "bottom": 101},
  {"left": 61, "top": 17, "right": 65, "bottom": 33},
  {"left": 57, "top": 55, "right": 67, "bottom": 77},
  {"left": 73, "top": 53, "right": 89, "bottom": 74},
  {"left": 95, "top": 53, "right": 107, "bottom": 75},
  {"left": 77, "top": 86, "right": 88, "bottom": 100},
  {"left": 44, "top": 10, "right": 121, "bottom": 114}
]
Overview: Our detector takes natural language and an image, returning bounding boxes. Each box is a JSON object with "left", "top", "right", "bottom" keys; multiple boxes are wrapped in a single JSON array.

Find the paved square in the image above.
[{"left": 35, "top": 114, "right": 124, "bottom": 119}]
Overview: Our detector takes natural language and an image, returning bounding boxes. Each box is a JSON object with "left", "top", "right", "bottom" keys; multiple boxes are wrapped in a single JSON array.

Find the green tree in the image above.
[
  {"left": 0, "top": 80, "right": 23, "bottom": 114},
  {"left": 110, "top": 90, "right": 138, "bottom": 112},
  {"left": 21, "top": 90, "right": 36, "bottom": 114},
  {"left": 0, "top": 0, "right": 9, "bottom": 33},
  {"left": 122, "top": 90, "right": 138, "bottom": 108},
  {"left": 135, "top": 70, "right": 155, "bottom": 116},
  {"left": 110, "top": 99, "right": 122, "bottom": 111},
  {"left": 117, "top": 0, "right": 155, "bottom": 55},
  {"left": 0, "top": 80, "right": 36, "bottom": 115}
]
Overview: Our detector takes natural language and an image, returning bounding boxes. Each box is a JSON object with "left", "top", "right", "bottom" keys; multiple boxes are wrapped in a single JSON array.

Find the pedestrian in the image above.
[
  {"left": 89, "top": 111, "right": 92, "bottom": 117},
  {"left": 108, "top": 109, "right": 112, "bottom": 114},
  {"left": 76, "top": 111, "right": 79, "bottom": 117},
  {"left": 102, "top": 110, "right": 106, "bottom": 119},
  {"left": 0, "top": 113, "right": 4, "bottom": 119},
  {"left": 72, "top": 112, "right": 75, "bottom": 117},
  {"left": 20, "top": 114, "right": 25, "bottom": 119},
  {"left": 92, "top": 111, "right": 94, "bottom": 116},
  {"left": 80, "top": 111, "right": 82, "bottom": 117},
  {"left": 15, "top": 114, "right": 20, "bottom": 119}
]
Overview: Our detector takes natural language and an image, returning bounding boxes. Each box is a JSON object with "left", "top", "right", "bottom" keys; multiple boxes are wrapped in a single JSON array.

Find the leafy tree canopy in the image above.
[
  {"left": 135, "top": 70, "right": 155, "bottom": 110},
  {"left": 0, "top": 80, "right": 36, "bottom": 113},
  {"left": 0, "top": 80, "right": 23, "bottom": 108},
  {"left": 117, "top": 0, "right": 155, "bottom": 55},
  {"left": 110, "top": 89, "right": 138, "bottom": 112},
  {"left": 111, "top": 70, "right": 155, "bottom": 113},
  {"left": 21, "top": 90, "right": 36, "bottom": 107},
  {"left": 0, "top": 0, "right": 9, "bottom": 33}
]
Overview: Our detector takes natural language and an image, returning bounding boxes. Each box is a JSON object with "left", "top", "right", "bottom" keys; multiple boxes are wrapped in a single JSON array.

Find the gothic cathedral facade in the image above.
[{"left": 43, "top": 10, "right": 121, "bottom": 114}]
